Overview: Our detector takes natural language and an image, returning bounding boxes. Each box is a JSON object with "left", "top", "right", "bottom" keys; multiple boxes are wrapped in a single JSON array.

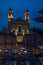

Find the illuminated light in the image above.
[
  {"left": 15, "top": 29, "right": 18, "bottom": 36},
  {"left": 8, "top": 15, "right": 13, "bottom": 18},
  {"left": 20, "top": 47, "right": 27, "bottom": 50},
  {"left": 0, "top": 50, "right": 2, "bottom": 52},
  {"left": 16, "top": 36, "right": 23, "bottom": 42},
  {"left": 23, "top": 32, "right": 25, "bottom": 36},
  {"left": 24, "top": 51, "right": 27, "bottom": 53},
  {"left": 22, "top": 30, "right": 25, "bottom": 35},
  {"left": 15, "top": 33, "right": 17, "bottom": 36}
]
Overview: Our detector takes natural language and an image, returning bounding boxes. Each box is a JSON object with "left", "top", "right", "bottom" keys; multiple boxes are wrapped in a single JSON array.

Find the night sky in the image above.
[{"left": 0, "top": 0, "right": 43, "bottom": 31}]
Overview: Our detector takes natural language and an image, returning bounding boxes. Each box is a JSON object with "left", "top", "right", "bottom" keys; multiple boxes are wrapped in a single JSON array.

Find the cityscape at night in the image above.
[{"left": 0, "top": 0, "right": 43, "bottom": 65}]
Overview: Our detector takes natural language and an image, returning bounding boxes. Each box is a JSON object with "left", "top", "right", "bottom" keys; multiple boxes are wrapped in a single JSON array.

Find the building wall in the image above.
[
  {"left": 0, "top": 35, "right": 16, "bottom": 50},
  {"left": 0, "top": 34, "right": 43, "bottom": 50},
  {"left": 9, "top": 22, "right": 29, "bottom": 35}
]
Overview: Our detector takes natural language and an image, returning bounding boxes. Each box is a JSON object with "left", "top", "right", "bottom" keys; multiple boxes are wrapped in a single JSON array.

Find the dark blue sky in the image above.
[{"left": 0, "top": 0, "right": 43, "bottom": 31}]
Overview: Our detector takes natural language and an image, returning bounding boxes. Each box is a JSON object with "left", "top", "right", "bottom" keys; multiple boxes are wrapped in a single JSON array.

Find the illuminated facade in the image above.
[
  {"left": 0, "top": 8, "right": 30, "bottom": 50},
  {"left": 0, "top": 8, "right": 43, "bottom": 51},
  {"left": 0, "top": 8, "right": 43, "bottom": 65}
]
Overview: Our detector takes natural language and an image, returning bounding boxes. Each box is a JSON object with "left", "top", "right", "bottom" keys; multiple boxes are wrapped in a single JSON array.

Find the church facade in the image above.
[{"left": 0, "top": 8, "right": 43, "bottom": 53}]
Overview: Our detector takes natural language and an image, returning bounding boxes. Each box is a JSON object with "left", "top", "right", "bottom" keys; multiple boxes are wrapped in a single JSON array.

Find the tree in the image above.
[
  {"left": 30, "top": 27, "right": 43, "bottom": 34},
  {"left": 33, "top": 9, "right": 43, "bottom": 23},
  {"left": 30, "top": 9, "right": 43, "bottom": 34}
]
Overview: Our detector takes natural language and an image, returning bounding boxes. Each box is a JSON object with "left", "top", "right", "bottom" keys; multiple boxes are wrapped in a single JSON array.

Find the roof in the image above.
[
  {"left": 15, "top": 17, "right": 25, "bottom": 22},
  {"left": 8, "top": 17, "right": 29, "bottom": 24}
]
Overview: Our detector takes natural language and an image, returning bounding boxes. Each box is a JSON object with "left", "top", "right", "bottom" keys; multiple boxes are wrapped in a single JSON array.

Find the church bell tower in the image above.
[
  {"left": 24, "top": 10, "right": 30, "bottom": 23},
  {"left": 8, "top": 8, "right": 14, "bottom": 22}
]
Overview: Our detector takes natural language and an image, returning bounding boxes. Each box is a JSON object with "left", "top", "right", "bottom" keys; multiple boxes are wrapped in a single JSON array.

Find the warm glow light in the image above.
[
  {"left": 8, "top": 15, "right": 13, "bottom": 18},
  {"left": 16, "top": 36, "right": 23, "bottom": 42},
  {"left": 15, "top": 28, "right": 18, "bottom": 36}
]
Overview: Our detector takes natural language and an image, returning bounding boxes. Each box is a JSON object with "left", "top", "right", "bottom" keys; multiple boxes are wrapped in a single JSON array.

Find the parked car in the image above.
[
  {"left": 2, "top": 49, "right": 11, "bottom": 55},
  {"left": 11, "top": 50, "right": 18, "bottom": 55},
  {"left": 18, "top": 47, "right": 28, "bottom": 55}
]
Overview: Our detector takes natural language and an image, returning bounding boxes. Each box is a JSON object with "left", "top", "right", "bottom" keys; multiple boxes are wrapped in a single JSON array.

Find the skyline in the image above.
[{"left": 0, "top": 0, "right": 43, "bottom": 31}]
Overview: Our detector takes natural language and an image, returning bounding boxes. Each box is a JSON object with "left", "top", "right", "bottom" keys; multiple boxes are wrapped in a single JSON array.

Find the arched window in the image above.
[{"left": 18, "top": 26, "right": 21, "bottom": 33}]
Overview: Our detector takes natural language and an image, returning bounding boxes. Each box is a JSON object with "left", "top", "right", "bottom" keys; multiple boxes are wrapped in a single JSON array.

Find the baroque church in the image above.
[{"left": 0, "top": 8, "right": 43, "bottom": 51}]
